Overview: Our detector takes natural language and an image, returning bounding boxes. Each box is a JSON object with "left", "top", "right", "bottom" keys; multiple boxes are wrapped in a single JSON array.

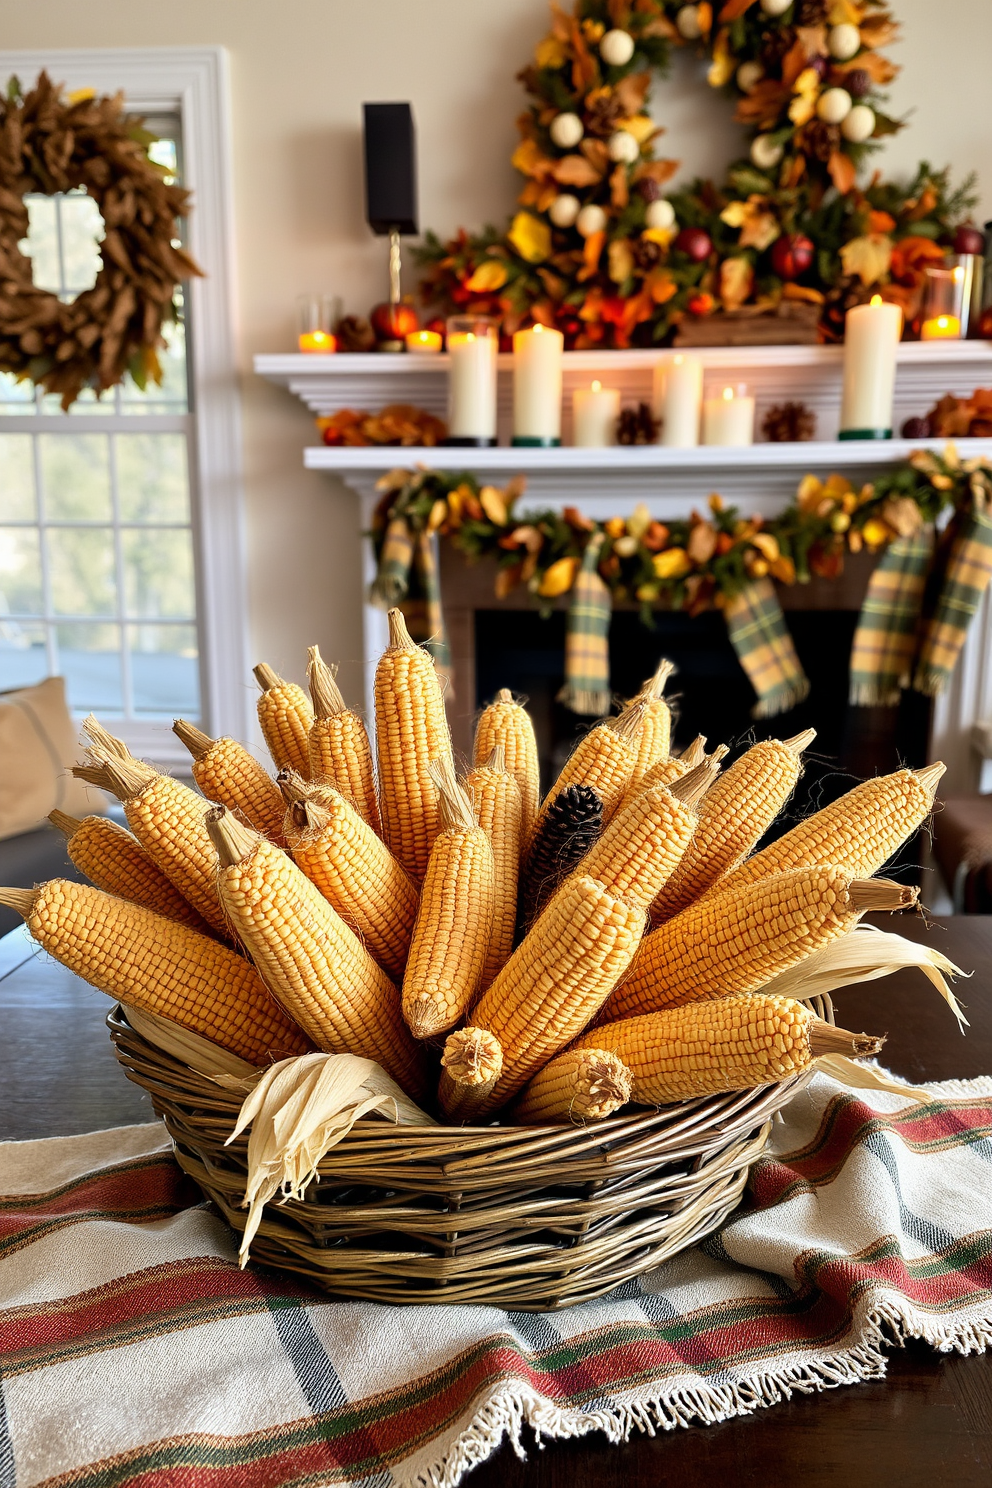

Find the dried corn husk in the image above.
[
  {"left": 814, "top": 1054, "right": 932, "bottom": 1104},
  {"left": 225, "top": 1052, "right": 434, "bottom": 1264},
  {"left": 121, "top": 1004, "right": 257, "bottom": 1079},
  {"left": 761, "top": 924, "right": 967, "bottom": 1028}
]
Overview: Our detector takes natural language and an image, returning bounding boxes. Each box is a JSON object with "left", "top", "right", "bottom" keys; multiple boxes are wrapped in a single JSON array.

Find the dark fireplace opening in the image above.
[{"left": 474, "top": 605, "right": 931, "bottom": 883}]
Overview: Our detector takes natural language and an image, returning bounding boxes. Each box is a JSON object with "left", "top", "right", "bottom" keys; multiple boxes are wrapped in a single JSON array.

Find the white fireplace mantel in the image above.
[{"left": 255, "top": 343, "right": 992, "bottom": 794}]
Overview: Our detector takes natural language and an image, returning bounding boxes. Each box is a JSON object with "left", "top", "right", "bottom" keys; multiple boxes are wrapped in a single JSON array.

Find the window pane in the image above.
[
  {"left": 0, "top": 528, "right": 43, "bottom": 614},
  {"left": 120, "top": 311, "right": 188, "bottom": 412},
  {"left": 59, "top": 193, "right": 105, "bottom": 297},
  {"left": 129, "top": 623, "right": 199, "bottom": 716},
  {"left": 40, "top": 434, "right": 112, "bottom": 520},
  {"left": 44, "top": 386, "right": 116, "bottom": 418},
  {"left": 47, "top": 527, "right": 117, "bottom": 616},
  {"left": 0, "top": 435, "right": 37, "bottom": 519},
  {"left": 55, "top": 622, "right": 123, "bottom": 712},
  {"left": 0, "top": 372, "right": 36, "bottom": 415},
  {"left": 122, "top": 527, "right": 195, "bottom": 619},
  {"left": 0, "top": 620, "right": 47, "bottom": 691},
  {"left": 116, "top": 433, "right": 190, "bottom": 522},
  {"left": 20, "top": 196, "right": 60, "bottom": 295}
]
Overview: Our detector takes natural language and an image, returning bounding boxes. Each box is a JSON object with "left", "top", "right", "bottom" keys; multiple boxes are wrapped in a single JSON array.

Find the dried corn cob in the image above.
[
  {"left": 528, "top": 703, "right": 643, "bottom": 850},
  {"left": 306, "top": 644, "right": 380, "bottom": 833},
  {"left": 0, "top": 880, "right": 309, "bottom": 1065},
  {"left": 73, "top": 752, "right": 231, "bottom": 939},
  {"left": 571, "top": 761, "right": 715, "bottom": 912},
  {"left": 575, "top": 997, "right": 883, "bottom": 1105},
  {"left": 605, "top": 868, "right": 918, "bottom": 1021},
  {"left": 173, "top": 719, "right": 287, "bottom": 846},
  {"left": 513, "top": 1047, "right": 633, "bottom": 1125},
  {"left": 696, "top": 764, "right": 944, "bottom": 904},
  {"left": 626, "top": 659, "right": 675, "bottom": 795},
  {"left": 465, "top": 745, "right": 522, "bottom": 991},
  {"left": 625, "top": 732, "right": 709, "bottom": 803},
  {"left": 280, "top": 772, "right": 418, "bottom": 982},
  {"left": 254, "top": 663, "right": 313, "bottom": 779},
  {"left": 438, "top": 1027, "right": 504, "bottom": 1123},
  {"left": 468, "top": 875, "right": 645, "bottom": 1114},
  {"left": 474, "top": 689, "right": 540, "bottom": 846},
  {"left": 651, "top": 731, "right": 815, "bottom": 923},
  {"left": 206, "top": 807, "right": 426, "bottom": 1098},
  {"left": 48, "top": 809, "right": 212, "bottom": 934},
  {"left": 374, "top": 608, "right": 454, "bottom": 883},
  {"left": 518, "top": 783, "right": 603, "bottom": 933},
  {"left": 402, "top": 758, "right": 495, "bottom": 1038}
]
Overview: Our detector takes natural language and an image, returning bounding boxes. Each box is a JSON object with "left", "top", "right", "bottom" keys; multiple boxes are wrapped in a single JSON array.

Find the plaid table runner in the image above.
[{"left": 3, "top": 1072, "right": 992, "bottom": 1488}]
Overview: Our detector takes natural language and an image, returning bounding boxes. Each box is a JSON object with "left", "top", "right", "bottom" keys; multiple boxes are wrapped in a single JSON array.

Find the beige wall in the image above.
[{"left": 4, "top": 1, "right": 990, "bottom": 717}]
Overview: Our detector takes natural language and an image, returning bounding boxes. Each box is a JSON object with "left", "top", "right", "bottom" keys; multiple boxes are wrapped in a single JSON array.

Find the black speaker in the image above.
[{"left": 363, "top": 102, "right": 418, "bottom": 236}]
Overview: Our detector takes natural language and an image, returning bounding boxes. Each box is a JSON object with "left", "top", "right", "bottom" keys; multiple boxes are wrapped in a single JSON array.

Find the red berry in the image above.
[
  {"left": 845, "top": 67, "right": 871, "bottom": 98},
  {"left": 674, "top": 227, "right": 712, "bottom": 262},
  {"left": 770, "top": 232, "right": 815, "bottom": 280},
  {"left": 687, "top": 292, "right": 715, "bottom": 316},
  {"left": 953, "top": 224, "right": 986, "bottom": 257}
]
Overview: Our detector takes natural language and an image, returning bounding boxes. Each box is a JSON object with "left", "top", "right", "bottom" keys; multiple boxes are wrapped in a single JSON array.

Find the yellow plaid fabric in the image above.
[
  {"left": 371, "top": 515, "right": 415, "bottom": 606},
  {"left": 849, "top": 530, "right": 933, "bottom": 707},
  {"left": 913, "top": 510, "right": 992, "bottom": 696},
  {"left": 557, "top": 533, "right": 612, "bottom": 716},
  {"left": 723, "top": 578, "right": 810, "bottom": 719}
]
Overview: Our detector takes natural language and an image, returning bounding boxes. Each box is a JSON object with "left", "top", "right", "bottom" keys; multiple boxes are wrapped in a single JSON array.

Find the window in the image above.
[
  {"left": 0, "top": 49, "right": 248, "bottom": 762},
  {"left": 0, "top": 119, "right": 201, "bottom": 728}
]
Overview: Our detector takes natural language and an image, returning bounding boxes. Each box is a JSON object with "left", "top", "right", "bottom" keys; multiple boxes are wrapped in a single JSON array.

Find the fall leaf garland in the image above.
[
  {"left": 0, "top": 72, "right": 203, "bottom": 408},
  {"left": 371, "top": 446, "right": 991, "bottom": 618}
]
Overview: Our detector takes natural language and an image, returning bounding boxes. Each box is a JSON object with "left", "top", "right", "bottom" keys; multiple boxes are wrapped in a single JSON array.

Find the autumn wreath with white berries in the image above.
[{"left": 0, "top": 72, "right": 202, "bottom": 409}]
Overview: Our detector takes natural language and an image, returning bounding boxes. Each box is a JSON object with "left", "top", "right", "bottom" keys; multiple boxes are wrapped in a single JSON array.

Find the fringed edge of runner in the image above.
[
  {"left": 849, "top": 682, "right": 905, "bottom": 708},
  {"left": 750, "top": 675, "right": 810, "bottom": 720},
  {"left": 556, "top": 684, "right": 612, "bottom": 717},
  {"left": 403, "top": 1293, "right": 992, "bottom": 1488},
  {"left": 910, "top": 668, "right": 946, "bottom": 698}
]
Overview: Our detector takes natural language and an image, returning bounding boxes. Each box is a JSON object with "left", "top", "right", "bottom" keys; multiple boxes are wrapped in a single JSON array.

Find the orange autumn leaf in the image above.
[
  {"left": 839, "top": 232, "right": 892, "bottom": 285},
  {"left": 718, "top": 0, "right": 757, "bottom": 18},
  {"left": 610, "top": 163, "right": 630, "bottom": 210},
  {"left": 889, "top": 234, "right": 945, "bottom": 281},
  {"left": 781, "top": 38, "right": 813, "bottom": 89},
  {"left": 868, "top": 210, "right": 896, "bottom": 234},
  {"left": 828, "top": 151, "right": 857, "bottom": 196},
  {"left": 858, "top": 12, "right": 900, "bottom": 48},
  {"left": 579, "top": 229, "right": 606, "bottom": 280},
  {"left": 646, "top": 267, "right": 679, "bottom": 304},
  {"left": 735, "top": 80, "right": 791, "bottom": 129},
  {"left": 720, "top": 255, "right": 755, "bottom": 311},
  {"left": 553, "top": 153, "right": 603, "bottom": 187}
]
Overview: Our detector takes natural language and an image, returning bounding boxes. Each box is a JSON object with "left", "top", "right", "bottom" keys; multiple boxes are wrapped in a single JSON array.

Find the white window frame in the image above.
[{"left": 0, "top": 46, "right": 250, "bottom": 763}]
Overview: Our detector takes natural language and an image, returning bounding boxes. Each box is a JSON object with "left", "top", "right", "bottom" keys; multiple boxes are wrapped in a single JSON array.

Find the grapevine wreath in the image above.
[
  {"left": 0, "top": 72, "right": 202, "bottom": 409},
  {"left": 418, "top": 0, "right": 978, "bottom": 346}
]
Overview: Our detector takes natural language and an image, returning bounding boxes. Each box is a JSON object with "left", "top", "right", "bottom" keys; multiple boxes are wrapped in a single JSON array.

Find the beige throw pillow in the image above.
[{"left": 0, "top": 676, "right": 106, "bottom": 840}]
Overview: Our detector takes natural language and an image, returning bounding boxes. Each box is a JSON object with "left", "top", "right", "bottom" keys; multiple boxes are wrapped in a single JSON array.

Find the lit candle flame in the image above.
[
  {"left": 592, "top": 379, "right": 601, "bottom": 392},
  {"left": 870, "top": 294, "right": 883, "bottom": 307},
  {"left": 722, "top": 386, "right": 734, "bottom": 401}
]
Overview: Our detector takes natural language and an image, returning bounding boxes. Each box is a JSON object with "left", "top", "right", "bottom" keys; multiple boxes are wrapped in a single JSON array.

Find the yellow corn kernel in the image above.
[
  {"left": 438, "top": 1027, "right": 503, "bottom": 1123},
  {"left": 306, "top": 644, "right": 381, "bottom": 834},
  {"left": 468, "top": 875, "right": 645, "bottom": 1114},
  {"left": 281, "top": 774, "right": 419, "bottom": 982},
  {"left": 207, "top": 807, "right": 426, "bottom": 1099},
  {"left": 402, "top": 759, "right": 495, "bottom": 1038},
  {"left": 575, "top": 996, "right": 883, "bottom": 1104},
  {"left": 254, "top": 662, "right": 313, "bottom": 779},
  {"left": 625, "top": 659, "right": 675, "bottom": 796},
  {"left": 48, "top": 809, "right": 212, "bottom": 934},
  {"left": 697, "top": 764, "right": 945, "bottom": 904},
  {"left": 465, "top": 744, "right": 522, "bottom": 991},
  {"left": 651, "top": 731, "right": 815, "bottom": 922},
  {"left": 474, "top": 689, "right": 541, "bottom": 847},
  {"left": 604, "top": 868, "right": 918, "bottom": 1020},
  {"left": 173, "top": 719, "right": 287, "bottom": 846},
  {"left": 73, "top": 753, "right": 232, "bottom": 939},
  {"left": 528, "top": 703, "right": 643, "bottom": 849},
  {"left": 374, "top": 608, "right": 454, "bottom": 883},
  {"left": 513, "top": 1047, "right": 633, "bottom": 1124},
  {"left": 0, "top": 880, "right": 309, "bottom": 1065}
]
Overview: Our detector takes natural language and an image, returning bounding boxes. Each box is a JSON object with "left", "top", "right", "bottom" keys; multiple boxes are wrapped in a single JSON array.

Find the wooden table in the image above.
[{"left": 3, "top": 916, "right": 991, "bottom": 1486}]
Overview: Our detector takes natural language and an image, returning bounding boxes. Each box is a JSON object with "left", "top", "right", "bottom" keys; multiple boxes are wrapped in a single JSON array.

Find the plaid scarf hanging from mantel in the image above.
[
  {"left": 848, "top": 529, "right": 934, "bottom": 707},
  {"left": 557, "top": 532, "right": 612, "bottom": 717},
  {"left": 369, "top": 517, "right": 453, "bottom": 694},
  {"left": 723, "top": 578, "right": 811, "bottom": 719},
  {"left": 913, "top": 507, "right": 992, "bottom": 697}
]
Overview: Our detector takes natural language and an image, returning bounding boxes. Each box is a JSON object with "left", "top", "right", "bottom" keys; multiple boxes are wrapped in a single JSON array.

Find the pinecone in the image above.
[
  {"left": 760, "top": 26, "right": 797, "bottom": 73},
  {"left": 336, "top": 314, "right": 376, "bottom": 352},
  {"left": 795, "top": 0, "right": 828, "bottom": 23},
  {"left": 617, "top": 402, "right": 660, "bottom": 445},
  {"left": 632, "top": 236, "right": 663, "bottom": 272},
  {"left": 761, "top": 401, "right": 818, "bottom": 442},
  {"left": 584, "top": 89, "right": 626, "bottom": 138},
  {"left": 798, "top": 119, "right": 840, "bottom": 162},
  {"left": 518, "top": 785, "right": 603, "bottom": 933}
]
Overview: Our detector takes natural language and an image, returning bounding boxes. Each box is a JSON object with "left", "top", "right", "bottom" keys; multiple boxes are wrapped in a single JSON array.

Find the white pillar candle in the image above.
[
  {"left": 446, "top": 318, "right": 498, "bottom": 443},
  {"left": 572, "top": 380, "right": 620, "bottom": 447},
  {"left": 512, "top": 324, "right": 564, "bottom": 444},
  {"left": 652, "top": 354, "right": 703, "bottom": 447},
  {"left": 702, "top": 385, "right": 755, "bottom": 446},
  {"left": 839, "top": 295, "right": 902, "bottom": 439}
]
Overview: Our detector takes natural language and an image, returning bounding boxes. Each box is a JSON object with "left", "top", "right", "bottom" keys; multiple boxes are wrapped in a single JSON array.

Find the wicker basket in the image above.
[{"left": 108, "top": 999, "right": 831, "bottom": 1311}]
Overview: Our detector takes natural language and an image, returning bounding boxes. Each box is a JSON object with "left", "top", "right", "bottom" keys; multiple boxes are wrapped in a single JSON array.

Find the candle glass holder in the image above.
[
  {"left": 297, "top": 293, "right": 340, "bottom": 353},
  {"left": 920, "top": 261, "right": 968, "bottom": 341},
  {"left": 443, "top": 316, "right": 499, "bottom": 446}
]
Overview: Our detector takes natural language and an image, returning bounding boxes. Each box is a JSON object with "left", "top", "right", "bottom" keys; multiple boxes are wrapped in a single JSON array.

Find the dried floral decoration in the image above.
[
  {"left": 0, "top": 72, "right": 202, "bottom": 408},
  {"left": 319, "top": 405, "right": 448, "bottom": 447}
]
